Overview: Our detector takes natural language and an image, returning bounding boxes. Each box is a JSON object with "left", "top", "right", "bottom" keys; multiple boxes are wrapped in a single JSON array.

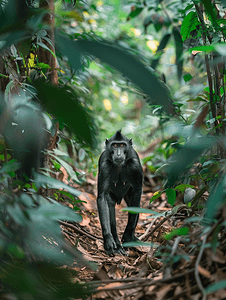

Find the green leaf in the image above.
[
  {"left": 34, "top": 173, "right": 81, "bottom": 197},
  {"left": 31, "top": 202, "right": 82, "bottom": 223},
  {"left": 121, "top": 207, "right": 159, "bottom": 215},
  {"left": 173, "top": 27, "right": 183, "bottom": 81},
  {"left": 122, "top": 240, "right": 157, "bottom": 247},
  {"left": 164, "top": 227, "right": 189, "bottom": 240},
  {"left": 166, "top": 137, "right": 216, "bottom": 187},
  {"left": 127, "top": 7, "right": 143, "bottom": 19},
  {"left": 19, "top": 194, "right": 34, "bottom": 207},
  {"left": 55, "top": 34, "right": 174, "bottom": 115},
  {"left": 181, "top": 11, "right": 199, "bottom": 42},
  {"left": 165, "top": 188, "right": 176, "bottom": 206},
  {"left": 150, "top": 191, "right": 162, "bottom": 202},
  {"left": 57, "top": 190, "right": 75, "bottom": 202},
  {"left": 33, "top": 82, "right": 96, "bottom": 148},
  {"left": 151, "top": 33, "right": 171, "bottom": 70},
  {"left": 2, "top": 103, "right": 45, "bottom": 177},
  {"left": 190, "top": 45, "right": 215, "bottom": 53},
  {"left": 206, "top": 279, "right": 226, "bottom": 293},
  {"left": 7, "top": 203, "right": 27, "bottom": 226},
  {"left": 49, "top": 152, "right": 80, "bottom": 183},
  {"left": 0, "top": 160, "right": 21, "bottom": 174},
  {"left": 175, "top": 184, "right": 194, "bottom": 192},
  {"left": 183, "top": 74, "right": 193, "bottom": 82},
  {"left": 205, "top": 177, "right": 226, "bottom": 222},
  {"left": 37, "top": 41, "right": 55, "bottom": 57},
  {"left": 200, "top": 0, "right": 217, "bottom": 26}
]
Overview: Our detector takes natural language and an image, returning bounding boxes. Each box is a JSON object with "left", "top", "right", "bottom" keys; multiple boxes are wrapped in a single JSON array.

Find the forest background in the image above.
[{"left": 1, "top": 0, "right": 226, "bottom": 299}]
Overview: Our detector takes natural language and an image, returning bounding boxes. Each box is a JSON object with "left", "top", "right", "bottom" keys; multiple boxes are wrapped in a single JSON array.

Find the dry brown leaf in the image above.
[
  {"left": 78, "top": 192, "right": 97, "bottom": 211},
  {"left": 155, "top": 284, "right": 173, "bottom": 299},
  {"left": 206, "top": 248, "right": 226, "bottom": 264},
  {"left": 108, "top": 265, "right": 124, "bottom": 279},
  {"left": 174, "top": 285, "right": 183, "bottom": 296},
  {"left": 80, "top": 214, "right": 90, "bottom": 226},
  {"left": 94, "top": 282, "right": 124, "bottom": 298},
  {"left": 198, "top": 265, "right": 211, "bottom": 278},
  {"left": 215, "top": 289, "right": 226, "bottom": 299},
  {"left": 60, "top": 166, "right": 69, "bottom": 183}
]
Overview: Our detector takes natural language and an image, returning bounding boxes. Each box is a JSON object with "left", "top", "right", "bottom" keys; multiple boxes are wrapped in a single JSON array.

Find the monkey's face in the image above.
[{"left": 111, "top": 142, "right": 126, "bottom": 165}]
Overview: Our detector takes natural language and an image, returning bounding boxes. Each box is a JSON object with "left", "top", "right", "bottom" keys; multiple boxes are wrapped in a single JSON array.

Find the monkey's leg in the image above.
[
  {"left": 122, "top": 188, "right": 142, "bottom": 243},
  {"left": 108, "top": 194, "right": 126, "bottom": 255},
  {"left": 97, "top": 193, "right": 117, "bottom": 256}
]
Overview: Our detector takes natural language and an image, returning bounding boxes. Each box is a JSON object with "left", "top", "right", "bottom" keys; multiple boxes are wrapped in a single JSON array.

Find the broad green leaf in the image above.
[
  {"left": 0, "top": 160, "right": 21, "bottom": 174},
  {"left": 55, "top": 34, "right": 174, "bottom": 115},
  {"left": 173, "top": 27, "right": 183, "bottom": 81},
  {"left": 0, "top": 30, "right": 29, "bottom": 51},
  {"left": 121, "top": 207, "right": 159, "bottom": 215},
  {"left": 205, "top": 177, "right": 226, "bottom": 222},
  {"left": 33, "top": 82, "right": 96, "bottom": 148},
  {"left": 34, "top": 173, "right": 81, "bottom": 197},
  {"left": 7, "top": 203, "right": 27, "bottom": 226},
  {"left": 7, "top": 244, "right": 25, "bottom": 259},
  {"left": 122, "top": 240, "right": 157, "bottom": 247},
  {"left": 175, "top": 184, "right": 194, "bottom": 192},
  {"left": 31, "top": 202, "right": 82, "bottom": 223},
  {"left": 215, "top": 44, "right": 226, "bottom": 56},
  {"left": 19, "top": 194, "right": 34, "bottom": 208},
  {"left": 164, "top": 227, "right": 189, "bottom": 240},
  {"left": 55, "top": 33, "right": 82, "bottom": 70},
  {"left": 200, "top": 0, "right": 217, "bottom": 26},
  {"left": 165, "top": 188, "right": 176, "bottom": 206},
  {"left": 151, "top": 33, "right": 171, "bottom": 70},
  {"left": 181, "top": 11, "right": 199, "bottom": 42},
  {"left": 190, "top": 45, "right": 215, "bottom": 53},
  {"left": 127, "top": 7, "right": 143, "bottom": 19},
  {"left": 206, "top": 279, "right": 226, "bottom": 293},
  {"left": 2, "top": 103, "right": 45, "bottom": 177},
  {"left": 166, "top": 137, "right": 215, "bottom": 187},
  {"left": 183, "top": 74, "right": 193, "bottom": 82}
]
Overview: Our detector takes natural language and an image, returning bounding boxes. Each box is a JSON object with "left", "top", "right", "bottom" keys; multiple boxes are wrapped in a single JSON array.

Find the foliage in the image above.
[{"left": 1, "top": 0, "right": 226, "bottom": 297}]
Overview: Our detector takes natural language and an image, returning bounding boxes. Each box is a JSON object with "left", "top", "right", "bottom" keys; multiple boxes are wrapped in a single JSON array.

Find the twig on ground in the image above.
[
  {"left": 59, "top": 220, "right": 103, "bottom": 242},
  {"left": 140, "top": 218, "right": 156, "bottom": 240}
]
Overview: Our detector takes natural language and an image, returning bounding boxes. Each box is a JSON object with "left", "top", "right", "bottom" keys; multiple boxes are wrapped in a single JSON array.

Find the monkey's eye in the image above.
[
  {"left": 120, "top": 144, "right": 124, "bottom": 147},
  {"left": 113, "top": 144, "right": 117, "bottom": 148}
]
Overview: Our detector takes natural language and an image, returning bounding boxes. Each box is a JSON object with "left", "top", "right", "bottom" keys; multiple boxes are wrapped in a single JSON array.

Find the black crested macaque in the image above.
[{"left": 97, "top": 130, "right": 143, "bottom": 256}]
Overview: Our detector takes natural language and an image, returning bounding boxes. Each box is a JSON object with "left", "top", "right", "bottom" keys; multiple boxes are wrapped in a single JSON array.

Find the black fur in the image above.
[{"left": 97, "top": 130, "right": 143, "bottom": 256}]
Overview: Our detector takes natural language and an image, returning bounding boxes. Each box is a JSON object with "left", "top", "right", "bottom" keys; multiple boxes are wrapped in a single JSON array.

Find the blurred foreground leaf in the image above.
[
  {"left": 204, "top": 176, "right": 226, "bottom": 222},
  {"left": 33, "top": 82, "right": 96, "bottom": 148},
  {"left": 121, "top": 207, "right": 160, "bottom": 215},
  {"left": 122, "top": 240, "right": 157, "bottom": 247},
  {"left": 166, "top": 136, "right": 216, "bottom": 187},
  {"left": 55, "top": 34, "right": 174, "bottom": 114},
  {"left": 34, "top": 172, "right": 81, "bottom": 197},
  {"left": 1, "top": 97, "right": 45, "bottom": 177},
  {"left": 206, "top": 279, "right": 226, "bottom": 294}
]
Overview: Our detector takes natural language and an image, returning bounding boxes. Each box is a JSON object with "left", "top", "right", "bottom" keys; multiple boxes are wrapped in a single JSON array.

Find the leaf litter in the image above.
[{"left": 58, "top": 168, "right": 226, "bottom": 300}]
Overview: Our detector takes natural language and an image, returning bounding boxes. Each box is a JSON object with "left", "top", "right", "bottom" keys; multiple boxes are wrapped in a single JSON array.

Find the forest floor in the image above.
[{"left": 59, "top": 167, "right": 226, "bottom": 300}]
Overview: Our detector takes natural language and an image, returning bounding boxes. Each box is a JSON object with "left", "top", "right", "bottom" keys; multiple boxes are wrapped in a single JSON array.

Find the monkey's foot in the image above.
[
  {"left": 104, "top": 234, "right": 117, "bottom": 256},
  {"left": 115, "top": 245, "right": 127, "bottom": 256},
  {"left": 121, "top": 233, "right": 139, "bottom": 244}
]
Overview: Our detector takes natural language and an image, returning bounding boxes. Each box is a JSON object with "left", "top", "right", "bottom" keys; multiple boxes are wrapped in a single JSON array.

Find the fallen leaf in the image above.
[{"left": 198, "top": 265, "right": 211, "bottom": 278}]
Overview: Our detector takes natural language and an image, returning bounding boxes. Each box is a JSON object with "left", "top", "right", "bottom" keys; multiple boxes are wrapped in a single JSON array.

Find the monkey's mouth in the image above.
[{"left": 115, "top": 159, "right": 124, "bottom": 164}]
